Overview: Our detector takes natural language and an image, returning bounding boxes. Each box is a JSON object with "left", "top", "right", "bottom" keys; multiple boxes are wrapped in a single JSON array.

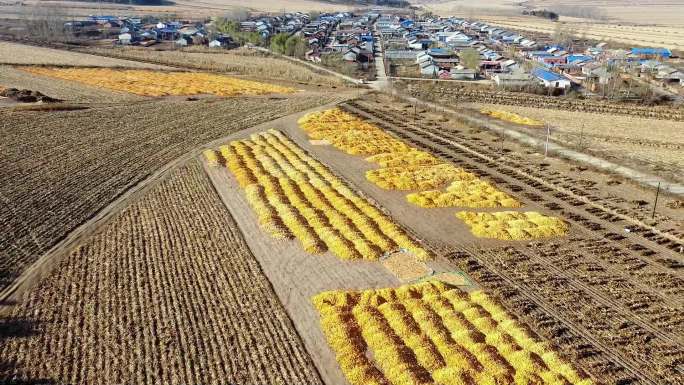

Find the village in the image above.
[
  {"left": 1, "top": 1, "right": 683, "bottom": 384},
  {"left": 58, "top": 9, "right": 683, "bottom": 101}
]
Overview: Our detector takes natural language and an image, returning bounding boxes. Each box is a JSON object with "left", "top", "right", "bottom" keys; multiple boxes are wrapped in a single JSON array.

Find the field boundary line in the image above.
[{"left": 0, "top": 98, "right": 358, "bottom": 313}]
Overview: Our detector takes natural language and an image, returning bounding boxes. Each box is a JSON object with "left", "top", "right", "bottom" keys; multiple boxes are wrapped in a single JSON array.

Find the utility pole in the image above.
[
  {"left": 544, "top": 124, "right": 551, "bottom": 158},
  {"left": 651, "top": 182, "right": 660, "bottom": 220}
]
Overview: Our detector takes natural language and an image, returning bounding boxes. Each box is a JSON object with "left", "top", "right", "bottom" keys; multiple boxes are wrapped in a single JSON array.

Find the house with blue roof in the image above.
[
  {"left": 532, "top": 68, "right": 571, "bottom": 89},
  {"left": 631, "top": 48, "right": 671, "bottom": 59}
]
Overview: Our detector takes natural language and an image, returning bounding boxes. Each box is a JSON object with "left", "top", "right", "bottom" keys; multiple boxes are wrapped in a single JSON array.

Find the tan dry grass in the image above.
[
  {"left": 478, "top": 15, "right": 684, "bottom": 50},
  {"left": 381, "top": 252, "right": 433, "bottom": 282},
  {"left": 0, "top": 41, "right": 166, "bottom": 68},
  {"left": 467, "top": 102, "right": 684, "bottom": 176},
  {"left": 82, "top": 46, "right": 346, "bottom": 87},
  {"left": 431, "top": 272, "right": 469, "bottom": 287}
]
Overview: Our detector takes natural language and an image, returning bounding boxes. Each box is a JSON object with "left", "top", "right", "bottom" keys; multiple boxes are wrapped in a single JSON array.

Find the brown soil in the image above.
[
  {"left": 0, "top": 91, "right": 352, "bottom": 296},
  {"left": 0, "top": 160, "right": 322, "bottom": 385}
]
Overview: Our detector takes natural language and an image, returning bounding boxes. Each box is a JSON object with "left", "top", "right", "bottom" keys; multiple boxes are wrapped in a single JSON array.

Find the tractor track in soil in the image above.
[
  {"left": 340, "top": 100, "right": 684, "bottom": 385},
  {"left": 343, "top": 101, "right": 683, "bottom": 260}
]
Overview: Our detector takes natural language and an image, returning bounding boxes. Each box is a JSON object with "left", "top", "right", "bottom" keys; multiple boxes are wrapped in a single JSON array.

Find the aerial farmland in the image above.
[{"left": 0, "top": 2, "right": 682, "bottom": 385}]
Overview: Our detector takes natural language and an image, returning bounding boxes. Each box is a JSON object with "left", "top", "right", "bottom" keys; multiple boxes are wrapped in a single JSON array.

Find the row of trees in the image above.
[
  {"left": 269, "top": 33, "right": 308, "bottom": 57},
  {"left": 212, "top": 18, "right": 307, "bottom": 57}
]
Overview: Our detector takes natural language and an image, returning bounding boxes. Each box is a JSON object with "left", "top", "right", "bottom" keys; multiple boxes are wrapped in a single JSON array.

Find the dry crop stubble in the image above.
[
  {"left": 0, "top": 93, "right": 344, "bottom": 292},
  {"left": 81, "top": 46, "right": 347, "bottom": 87},
  {"left": 0, "top": 160, "right": 322, "bottom": 385},
  {"left": 0, "top": 41, "right": 167, "bottom": 68}
]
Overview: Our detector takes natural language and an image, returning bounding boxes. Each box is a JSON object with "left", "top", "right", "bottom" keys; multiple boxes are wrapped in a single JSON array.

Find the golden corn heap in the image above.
[
  {"left": 313, "top": 281, "right": 593, "bottom": 385},
  {"left": 407, "top": 180, "right": 521, "bottom": 209},
  {"left": 481, "top": 109, "right": 544, "bottom": 127},
  {"left": 298, "top": 109, "right": 517, "bottom": 202},
  {"left": 298, "top": 109, "right": 567, "bottom": 240},
  {"left": 218, "top": 129, "right": 430, "bottom": 261},
  {"left": 456, "top": 211, "right": 568, "bottom": 240},
  {"left": 202, "top": 149, "right": 220, "bottom": 167},
  {"left": 22, "top": 67, "right": 295, "bottom": 97}
]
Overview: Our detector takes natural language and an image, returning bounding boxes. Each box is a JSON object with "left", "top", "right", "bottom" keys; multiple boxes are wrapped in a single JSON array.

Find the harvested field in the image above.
[
  {"left": 0, "top": 41, "right": 167, "bottom": 68},
  {"left": 22, "top": 67, "right": 295, "bottom": 97},
  {"left": 313, "top": 280, "right": 593, "bottom": 385},
  {"left": 528, "top": 0, "right": 684, "bottom": 26},
  {"left": 81, "top": 46, "right": 347, "bottom": 87},
  {"left": 465, "top": 102, "right": 684, "bottom": 182},
  {"left": 0, "top": 92, "right": 349, "bottom": 293},
  {"left": 455, "top": 211, "right": 569, "bottom": 240},
  {"left": 479, "top": 15, "right": 684, "bottom": 50},
  {"left": 402, "top": 81, "right": 684, "bottom": 122},
  {"left": 338, "top": 95, "right": 684, "bottom": 385},
  {"left": 0, "top": 160, "right": 322, "bottom": 385}
]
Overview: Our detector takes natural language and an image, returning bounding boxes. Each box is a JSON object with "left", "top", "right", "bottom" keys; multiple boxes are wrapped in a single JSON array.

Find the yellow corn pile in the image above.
[
  {"left": 481, "top": 109, "right": 544, "bottom": 127},
  {"left": 299, "top": 108, "right": 568, "bottom": 240},
  {"left": 367, "top": 164, "right": 475, "bottom": 191},
  {"left": 21, "top": 67, "right": 295, "bottom": 97},
  {"left": 313, "top": 280, "right": 593, "bottom": 385},
  {"left": 456, "top": 211, "right": 569, "bottom": 240},
  {"left": 407, "top": 180, "right": 522, "bottom": 208},
  {"left": 299, "top": 109, "right": 476, "bottom": 191},
  {"left": 202, "top": 149, "right": 220, "bottom": 167},
  {"left": 220, "top": 129, "right": 430, "bottom": 261}
]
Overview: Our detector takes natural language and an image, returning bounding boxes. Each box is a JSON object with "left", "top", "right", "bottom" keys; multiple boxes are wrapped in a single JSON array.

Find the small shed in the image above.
[
  {"left": 450, "top": 68, "right": 477, "bottom": 80},
  {"left": 118, "top": 32, "right": 132, "bottom": 45},
  {"left": 420, "top": 62, "right": 439, "bottom": 77},
  {"left": 493, "top": 73, "right": 535, "bottom": 87},
  {"left": 174, "top": 36, "right": 191, "bottom": 47}
]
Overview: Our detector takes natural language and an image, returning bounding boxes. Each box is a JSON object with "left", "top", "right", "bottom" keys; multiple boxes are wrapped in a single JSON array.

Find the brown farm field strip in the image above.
[
  {"left": 80, "top": 46, "right": 348, "bottom": 87},
  {"left": 0, "top": 92, "right": 350, "bottom": 295},
  {"left": 478, "top": 16, "right": 684, "bottom": 49},
  {"left": 340, "top": 97, "right": 684, "bottom": 384},
  {"left": 0, "top": 160, "right": 322, "bottom": 385},
  {"left": 0, "top": 41, "right": 168, "bottom": 68},
  {"left": 21, "top": 67, "right": 295, "bottom": 97},
  {"left": 464, "top": 102, "right": 684, "bottom": 182}
]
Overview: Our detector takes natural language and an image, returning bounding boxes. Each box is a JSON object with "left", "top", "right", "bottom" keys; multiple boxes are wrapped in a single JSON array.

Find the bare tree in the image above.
[
  {"left": 23, "top": 4, "right": 69, "bottom": 43},
  {"left": 460, "top": 48, "right": 480, "bottom": 71}
]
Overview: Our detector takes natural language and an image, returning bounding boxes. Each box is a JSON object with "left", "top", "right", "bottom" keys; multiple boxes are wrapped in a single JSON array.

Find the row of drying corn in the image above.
[
  {"left": 298, "top": 108, "right": 521, "bottom": 206},
  {"left": 481, "top": 109, "right": 544, "bottom": 127},
  {"left": 313, "top": 281, "right": 593, "bottom": 385},
  {"left": 213, "top": 129, "right": 430, "bottom": 260},
  {"left": 298, "top": 109, "right": 567, "bottom": 240}
]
